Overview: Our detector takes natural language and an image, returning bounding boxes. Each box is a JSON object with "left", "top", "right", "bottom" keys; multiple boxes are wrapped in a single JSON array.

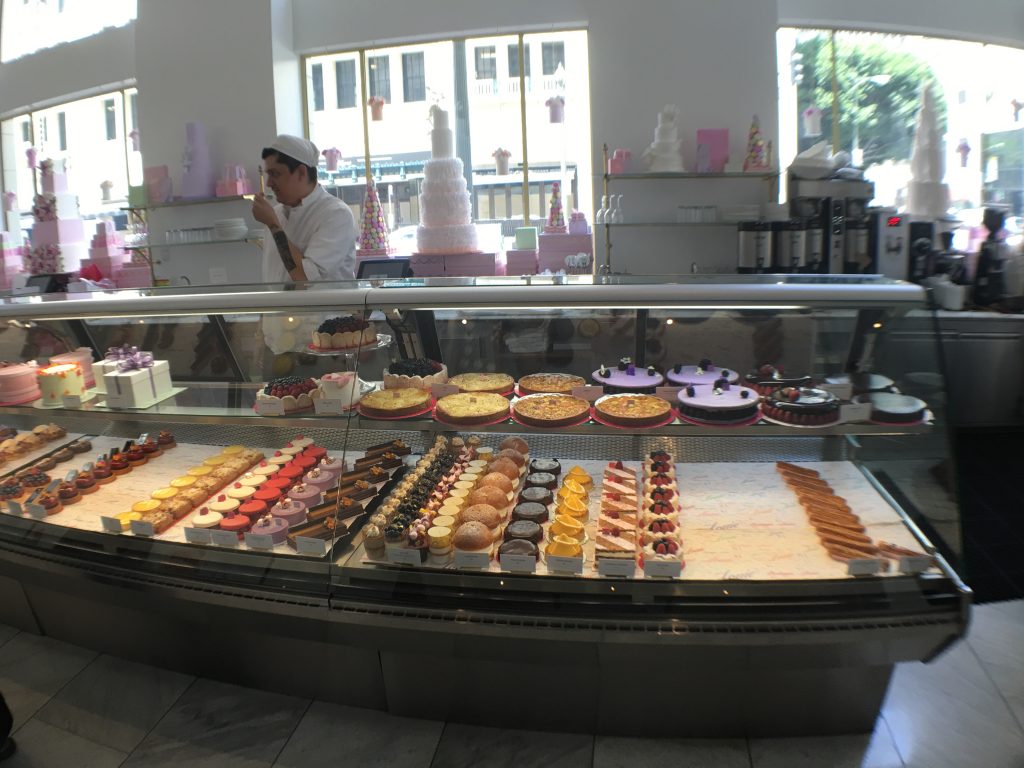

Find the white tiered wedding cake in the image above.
[
  {"left": 642, "top": 105, "right": 684, "bottom": 172},
  {"left": 416, "top": 106, "right": 479, "bottom": 254},
  {"left": 906, "top": 84, "right": 950, "bottom": 219}
]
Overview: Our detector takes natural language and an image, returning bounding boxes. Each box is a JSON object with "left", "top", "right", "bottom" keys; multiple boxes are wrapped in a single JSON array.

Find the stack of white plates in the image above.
[{"left": 214, "top": 218, "right": 248, "bottom": 241}]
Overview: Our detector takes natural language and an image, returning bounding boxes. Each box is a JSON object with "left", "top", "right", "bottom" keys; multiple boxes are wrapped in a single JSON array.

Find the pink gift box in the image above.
[
  {"left": 538, "top": 233, "right": 593, "bottom": 254},
  {"left": 216, "top": 180, "right": 253, "bottom": 197},
  {"left": 114, "top": 264, "right": 153, "bottom": 288},
  {"left": 409, "top": 253, "right": 445, "bottom": 277},
  {"left": 505, "top": 248, "right": 538, "bottom": 275},
  {"left": 444, "top": 252, "right": 498, "bottom": 276}
]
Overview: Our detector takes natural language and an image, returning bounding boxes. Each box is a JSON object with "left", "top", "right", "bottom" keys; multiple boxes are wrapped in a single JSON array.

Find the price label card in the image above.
[
  {"left": 295, "top": 536, "right": 328, "bottom": 556},
  {"left": 546, "top": 555, "right": 584, "bottom": 575},
  {"left": 819, "top": 382, "right": 853, "bottom": 400},
  {"left": 847, "top": 558, "right": 883, "bottom": 576},
  {"left": 387, "top": 547, "right": 424, "bottom": 567},
  {"left": 104, "top": 393, "right": 129, "bottom": 409},
  {"left": 571, "top": 386, "right": 605, "bottom": 403},
  {"left": 184, "top": 527, "right": 212, "bottom": 545},
  {"left": 25, "top": 503, "right": 47, "bottom": 520},
  {"left": 254, "top": 399, "right": 285, "bottom": 417},
  {"left": 244, "top": 532, "right": 275, "bottom": 550},
  {"left": 313, "top": 398, "right": 346, "bottom": 416},
  {"left": 597, "top": 558, "right": 636, "bottom": 578},
  {"left": 453, "top": 550, "right": 491, "bottom": 570},
  {"left": 62, "top": 394, "right": 84, "bottom": 408},
  {"left": 643, "top": 559, "right": 682, "bottom": 579},
  {"left": 100, "top": 516, "right": 123, "bottom": 533},
  {"left": 499, "top": 553, "right": 537, "bottom": 574},
  {"left": 431, "top": 383, "right": 459, "bottom": 399},
  {"left": 655, "top": 386, "right": 683, "bottom": 403},
  {"left": 11, "top": 285, "right": 40, "bottom": 295},
  {"left": 210, "top": 530, "right": 240, "bottom": 548},
  {"left": 4, "top": 501, "right": 23, "bottom": 516},
  {"left": 130, "top": 520, "right": 155, "bottom": 537},
  {"left": 899, "top": 555, "right": 934, "bottom": 575},
  {"left": 839, "top": 403, "right": 873, "bottom": 424}
]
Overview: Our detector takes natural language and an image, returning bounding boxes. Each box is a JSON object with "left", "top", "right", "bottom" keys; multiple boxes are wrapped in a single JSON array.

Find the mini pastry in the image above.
[
  {"left": 52, "top": 447, "right": 74, "bottom": 462},
  {"left": 114, "top": 511, "right": 141, "bottom": 530},
  {"left": 69, "top": 438, "right": 91, "bottom": 453},
  {"left": 92, "top": 462, "right": 114, "bottom": 484},
  {"left": 109, "top": 454, "right": 131, "bottom": 475},
  {"left": 518, "top": 486, "right": 553, "bottom": 506},
  {"left": 193, "top": 477, "right": 222, "bottom": 494},
  {"left": 498, "top": 539, "right": 538, "bottom": 560},
  {"left": 511, "top": 501, "right": 549, "bottom": 524},
  {"left": 466, "top": 485, "right": 510, "bottom": 511},
  {"left": 249, "top": 461, "right": 276, "bottom": 478},
  {"left": 363, "top": 524, "right": 385, "bottom": 556},
  {"left": 125, "top": 446, "right": 146, "bottom": 466},
  {"left": 318, "top": 456, "right": 346, "bottom": 473},
  {"left": 549, "top": 514, "right": 585, "bottom": 542},
  {"left": 504, "top": 520, "right": 543, "bottom": 544},
  {"left": 545, "top": 534, "right": 582, "bottom": 558},
  {"left": 477, "top": 472, "right": 513, "bottom": 495},
  {"left": 452, "top": 521, "right": 492, "bottom": 555},
  {"left": 225, "top": 483, "right": 256, "bottom": 501},
  {"left": 179, "top": 487, "right": 209, "bottom": 507},
  {"left": 75, "top": 472, "right": 98, "bottom": 494},
  {"left": 132, "top": 499, "right": 161, "bottom": 514},
  {"left": 190, "top": 507, "right": 223, "bottom": 529},
  {"left": 21, "top": 470, "right": 50, "bottom": 488},
  {"left": 529, "top": 458, "right": 561, "bottom": 477},
  {"left": 55, "top": 482, "right": 79, "bottom": 504},
  {"left": 187, "top": 465, "right": 214, "bottom": 477},
  {"left": 38, "top": 493, "right": 62, "bottom": 516},
  {"left": 250, "top": 514, "right": 289, "bottom": 544},
  {"left": 0, "top": 479, "right": 25, "bottom": 502},
  {"left": 239, "top": 499, "right": 269, "bottom": 519},
  {"left": 151, "top": 487, "right": 179, "bottom": 501},
  {"left": 16, "top": 433, "right": 42, "bottom": 449},
  {"left": 203, "top": 455, "right": 227, "bottom": 467},
  {"left": 525, "top": 472, "right": 557, "bottom": 490},
  {"left": 210, "top": 466, "right": 236, "bottom": 482},
  {"left": 487, "top": 458, "right": 521, "bottom": 482},
  {"left": 220, "top": 445, "right": 245, "bottom": 456},
  {"left": 264, "top": 451, "right": 291, "bottom": 466},
  {"left": 288, "top": 482, "right": 322, "bottom": 508},
  {"left": 218, "top": 510, "right": 250, "bottom": 536},
  {"left": 253, "top": 487, "right": 283, "bottom": 505},
  {"left": 33, "top": 456, "right": 57, "bottom": 472},
  {"left": 139, "top": 511, "right": 174, "bottom": 533},
  {"left": 270, "top": 498, "right": 306, "bottom": 527},
  {"left": 141, "top": 438, "right": 162, "bottom": 457},
  {"left": 170, "top": 476, "right": 198, "bottom": 489},
  {"left": 159, "top": 498, "right": 193, "bottom": 520},
  {"left": 302, "top": 446, "right": 327, "bottom": 462},
  {"left": 209, "top": 495, "right": 240, "bottom": 515},
  {"left": 156, "top": 430, "right": 176, "bottom": 449}
]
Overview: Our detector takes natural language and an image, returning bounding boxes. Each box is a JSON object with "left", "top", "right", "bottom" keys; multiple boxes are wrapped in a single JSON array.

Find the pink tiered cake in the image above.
[
  {"left": 28, "top": 159, "right": 87, "bottom": 274},
  {"left": 83, "top": 221, "right": 128, "bottom": 279},
  {"left": 0, "top": 232, "right": 25, "bottom": 289}
]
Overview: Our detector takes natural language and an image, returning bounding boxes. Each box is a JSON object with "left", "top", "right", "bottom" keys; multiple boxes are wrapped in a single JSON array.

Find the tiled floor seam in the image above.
[
  {"left": 121, "top": 674, "right": 199, "bottom": 763},
  {"left": 745, "top": 735, "right": 754, "bottom": 768},
  {"left": 878, "top": 713, "right": 907, "bottom": 767},
  {"left": 11, "top": 642, "right": 99, "bottom": 737},
  {"left": 0, "top": 629, "right": 18, "bottom": 650},
  {"left": 965, "top": 636, "right": 1024, "bottom": 737},
  {"left": 270, "top": 696, "right": 314, "bottom": 766},
  {"left": 428, "top": 721, "right": 448, "bottom": 768}
]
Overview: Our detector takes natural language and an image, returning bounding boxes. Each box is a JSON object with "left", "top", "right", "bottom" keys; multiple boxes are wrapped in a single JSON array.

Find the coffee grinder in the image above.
[{"left": 788, "top": 176, "right": 875, "bottom": 273}]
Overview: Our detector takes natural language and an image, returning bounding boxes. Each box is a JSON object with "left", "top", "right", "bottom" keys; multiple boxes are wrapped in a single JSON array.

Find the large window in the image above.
[
  {"left": 368, "top": 55, "right": 391, "bottom": 103},
  {"left": 402, "top": 52, "right": 425, "bottom": 103},
  {"left": 302, "top": 31, "right": 592, "bottom": 244},
  {"left": 1, "top": 0, "right": 137, "bottom": 63},
  {"left": 0, "top": 87, "right": 140, "bottom": 230},
  {"left": 778, "top": 28, "right": 1024, "bottom": 227}
]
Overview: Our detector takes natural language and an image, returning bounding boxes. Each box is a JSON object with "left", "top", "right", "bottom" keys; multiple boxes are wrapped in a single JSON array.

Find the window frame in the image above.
[
  {"left": 474, "top": 45, "right": 497, "bottom": 81},
  {"left": 402, "top": 51, "right": 426, "bottom": 103}
]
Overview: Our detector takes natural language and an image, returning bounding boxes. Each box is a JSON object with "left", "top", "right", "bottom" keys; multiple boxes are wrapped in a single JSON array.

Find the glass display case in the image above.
[{"left": 0, "top": 275, "right": 970, "bottom": 735}]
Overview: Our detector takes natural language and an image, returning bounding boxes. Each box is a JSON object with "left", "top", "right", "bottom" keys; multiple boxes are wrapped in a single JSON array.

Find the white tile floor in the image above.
[{"left": 1, "top": 602, "right": 1022, "bottom": 768}]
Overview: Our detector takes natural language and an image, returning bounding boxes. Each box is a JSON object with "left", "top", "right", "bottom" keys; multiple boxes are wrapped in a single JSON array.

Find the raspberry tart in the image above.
[
  {"left": 257, "top": 376, "right": 320, "bottom": 413},
  {"left": 383, "top": 358, "right": 448, "bottom": 390},
  {"left": 762, "top": 386, "right": 840, "bottom": 426}
]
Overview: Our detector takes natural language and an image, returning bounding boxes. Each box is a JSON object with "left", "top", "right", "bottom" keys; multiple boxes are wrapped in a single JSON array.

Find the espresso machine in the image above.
[{"left": 788, "top": 176, "right": 875, "bottom": 273}]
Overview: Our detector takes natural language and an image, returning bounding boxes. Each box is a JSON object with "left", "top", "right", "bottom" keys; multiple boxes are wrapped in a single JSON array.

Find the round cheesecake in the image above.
[
  {"left": 449, "top": 372, "right": 515, "bottom": 394},
  {"left": 517, "top": 372, "right": 586, "bottom": 396},
  {"left": 762, "top": 387, "right": 840, "bottom": 426},
  {"left": 311, "top": 315, "right": 376, "bottom": 350},
  {"left": 594, "top": 393, "right": 672, "bottom": 427},
  {"left": 744, "top": 365, "right": 812, "bottom": 396},
  {"left": 666, "top": 359, "right": 739, "bottom": 387},
  {"left": 853, "top": 392, "right": 928, "bottom": 424},
  {"left": 592, "top": 358, "right": 663, "bottom": 393},
  {"left": 676, "top": 380, "right": 760, "bottom": 424},
  {"left": 435, "top": 392, "right": 510, "bottom": 425},
  {"left": 359, "top": 387, "right": 432, "bottom": 418},
  {"left": 512, "top": 393, "right": 590, "bottom": 428}
]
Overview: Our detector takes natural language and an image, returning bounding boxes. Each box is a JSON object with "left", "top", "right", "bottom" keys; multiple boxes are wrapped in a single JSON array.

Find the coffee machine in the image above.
[{"left": 788, "top": 176, "right": 875, "bottom": 273}]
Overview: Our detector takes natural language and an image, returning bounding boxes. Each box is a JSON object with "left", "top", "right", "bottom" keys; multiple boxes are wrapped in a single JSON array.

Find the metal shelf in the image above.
[
  {"left": 120, "top": 195, "right": 250, "bottom": 212},
  {"left": 605, "top": 171, "right": 779, "bottom": 180},
  {"left": 124, "top": 236, "right": 261, "bottom": 250}
]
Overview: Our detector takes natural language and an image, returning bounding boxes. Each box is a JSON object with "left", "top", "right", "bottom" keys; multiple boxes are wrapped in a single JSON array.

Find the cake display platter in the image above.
[
  {"left": 676, "top": 409, "right": 763, "bottom": 428},
  {"left": 32, "top": 390, "right": 97, "bottom": 409},
  {"left": 305, "top": 333, "right": 392, "bottom": 357},
  {"left": 356, "top": 397, "right": 435, "bottom": 421}
]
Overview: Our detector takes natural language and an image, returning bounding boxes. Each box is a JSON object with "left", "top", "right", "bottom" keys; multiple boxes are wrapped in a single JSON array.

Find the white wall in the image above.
[
  {"left": 0, "top": 24, "right": 135, "bottom": 116},
  {"left": 778, "top": 0, "right": 1024, "bottom": 48}
]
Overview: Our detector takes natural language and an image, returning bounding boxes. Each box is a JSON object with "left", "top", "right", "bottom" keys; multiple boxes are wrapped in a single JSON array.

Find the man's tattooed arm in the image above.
[{"left": 272, "top": 229, "right": 296, "bottom": 272}]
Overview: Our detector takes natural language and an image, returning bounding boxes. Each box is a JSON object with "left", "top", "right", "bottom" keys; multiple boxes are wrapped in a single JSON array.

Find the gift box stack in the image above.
[
  {"left": 81, "top": 221, "right": 128, "bottom": 280},
  {"left": 113, "top": 257, "right": 153, "bottom": 289},
  {"left": 505, "top": 226, "right": 539, "bottom": 275},
  {"left": 409, "top": 251, "right": 503, "bottom": 277},
  {"left": 537, "top": 184, "right": 593, "bottom": 272},
  {"left": 0, "top": 232, "right": 25, "bottom": 289}
]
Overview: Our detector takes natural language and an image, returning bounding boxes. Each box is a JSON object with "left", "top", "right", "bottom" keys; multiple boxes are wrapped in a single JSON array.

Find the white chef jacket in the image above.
[{"left": 261, "top": 184, "right": 357, "bottom": 283}]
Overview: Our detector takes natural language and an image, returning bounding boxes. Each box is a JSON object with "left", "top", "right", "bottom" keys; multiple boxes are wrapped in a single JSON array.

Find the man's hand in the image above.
[{"left": 251, "top": 193, "right": 280, "bottom": 229}]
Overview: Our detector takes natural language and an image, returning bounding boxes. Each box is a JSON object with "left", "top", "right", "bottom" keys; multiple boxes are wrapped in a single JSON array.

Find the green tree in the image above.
[{"left": 795, "top": 33, "right": 945, "bottom": 166}]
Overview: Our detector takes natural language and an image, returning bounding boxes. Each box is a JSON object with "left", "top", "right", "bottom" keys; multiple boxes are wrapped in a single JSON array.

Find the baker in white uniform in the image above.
[{"left": 252, "top": 135, "right": 357, "bottom": 283}]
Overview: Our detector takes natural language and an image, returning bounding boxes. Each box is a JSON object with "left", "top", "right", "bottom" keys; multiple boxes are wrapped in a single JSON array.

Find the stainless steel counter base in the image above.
[{"left": 0, "top": 543, "right": 966, "bottom": 737}]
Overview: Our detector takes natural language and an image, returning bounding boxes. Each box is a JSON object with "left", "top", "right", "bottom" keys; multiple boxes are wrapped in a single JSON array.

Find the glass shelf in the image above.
[
  {"left": 124, "top": 236, "right": 261, "bottom": 250},
  {"left": 605, "top": 171, "right": 779, "bottom": 180},
  {"left": 603, "top": 221, "right": 738, "bottom": 228},
  {"left": 120, "top": 195, "right": 251, "bottom": 212}
]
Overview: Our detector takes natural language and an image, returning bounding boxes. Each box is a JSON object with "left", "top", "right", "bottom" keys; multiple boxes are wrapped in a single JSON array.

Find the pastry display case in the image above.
[{"left": 0, "top": 275, "right": 970, "bottom": 736}]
